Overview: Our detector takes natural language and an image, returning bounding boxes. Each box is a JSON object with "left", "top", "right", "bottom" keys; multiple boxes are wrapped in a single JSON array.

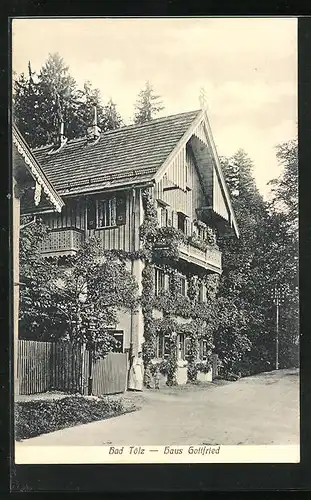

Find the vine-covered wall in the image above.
[{"left": 139, "top": 187, "right": 220, "bottom": 386}]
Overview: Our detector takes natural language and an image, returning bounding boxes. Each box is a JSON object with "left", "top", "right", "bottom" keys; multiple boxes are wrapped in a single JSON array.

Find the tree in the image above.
[
  {"left": 13, "top": 53, "right": 125, "bottom": 147},
  {"left": 19, "top": 218, "right": 64, "bottom": 339},
  {"left": 133, "top": 81, "right": 164, "bottom": 124},
  {"left": 268, "top": 139, "right": 298, "bottom": 232},
  {"left": 101, "top": 98, "right": 123, "bottom": 131},
  {"left": 13, "top": 63, "right": 41, "bottom": 147},
  {"left": 216, "top": 143, "right": 299, "bottom": 375},
  {"left": 77, "top": 80, "right": 105, "bottom": 133},
  {"left": 264, "top": 139, "right": 299, "bottom": 367},
  {"left": 53, "top": 237, "right": 138, "bottom": 356},
  {"left": 215, "top": 150, "right": 271, "bottom": 375},
  {"left": 20, "top": 225, "right": 138, "bottom": 356}
]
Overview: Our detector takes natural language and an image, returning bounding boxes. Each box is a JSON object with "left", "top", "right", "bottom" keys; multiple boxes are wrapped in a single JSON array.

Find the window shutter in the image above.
[
  {"left": 116, "top": 194, "right": 126, "bottom": 225},
  {"left": 185, "top": 218, "right": 191, "bottom": 236},
  {"left": 172, "top": 210, "right": 178, "bottom": 228},
  {"left": 87, "top": 199, "right": 96, "bottom": 229},
  {"left": 166, "top": 208, "right": 172, "bottom": 226}
]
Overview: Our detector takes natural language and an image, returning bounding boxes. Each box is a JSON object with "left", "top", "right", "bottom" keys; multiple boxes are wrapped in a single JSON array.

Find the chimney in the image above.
[
  {"left": 59, "top": 120, "right": 67, "bottom": 147},
  {"left": 87, "top": 104, "right": 101, "bottom": 141}
]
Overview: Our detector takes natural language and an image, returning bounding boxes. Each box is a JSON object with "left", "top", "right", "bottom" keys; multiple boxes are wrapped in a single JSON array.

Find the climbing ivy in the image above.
[{"left": 138, "top": 187, "right": 220, "bottom": 386}]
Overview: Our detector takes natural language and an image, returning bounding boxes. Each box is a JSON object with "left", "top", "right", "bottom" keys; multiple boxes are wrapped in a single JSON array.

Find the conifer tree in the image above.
[
  {"left": 133, "top": 81, "right": 164, "bottom": 124},
  {"left": 13, "top": 53, "right": 125, "bottom": 147},
  {"left": 102, "top": 98, "right": 123, "bottom": 131}
]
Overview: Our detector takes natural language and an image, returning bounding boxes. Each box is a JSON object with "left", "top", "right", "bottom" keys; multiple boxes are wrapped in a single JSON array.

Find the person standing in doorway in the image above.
[{"left": 128, "top": 351, "right": 144, "bottom": 391}]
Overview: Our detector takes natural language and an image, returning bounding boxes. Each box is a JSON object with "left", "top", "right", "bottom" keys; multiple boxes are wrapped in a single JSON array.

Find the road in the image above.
[{"left": 17, "top": 368, "right": 299, "bottom": 446}]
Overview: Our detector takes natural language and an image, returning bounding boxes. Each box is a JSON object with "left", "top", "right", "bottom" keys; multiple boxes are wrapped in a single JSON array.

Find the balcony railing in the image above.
[
  {"left": 40, "top": 228, "right": 85, "bottom": 257},
  {"left": 178, "top": 242, "right": 222, "bottom": 273}
]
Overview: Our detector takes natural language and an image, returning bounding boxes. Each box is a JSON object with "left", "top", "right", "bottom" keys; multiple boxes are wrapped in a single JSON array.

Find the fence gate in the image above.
[
  {"left": 90, "top": 352, "right": 128, "bottom": 396},
  {"left": 18, "top": 340, "right": 128, "bottom": 396}
]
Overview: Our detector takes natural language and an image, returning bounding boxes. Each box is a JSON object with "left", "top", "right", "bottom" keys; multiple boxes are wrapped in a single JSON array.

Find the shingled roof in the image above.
[{"left": 33, "top": 110, "right": 201, "bottom": 195}]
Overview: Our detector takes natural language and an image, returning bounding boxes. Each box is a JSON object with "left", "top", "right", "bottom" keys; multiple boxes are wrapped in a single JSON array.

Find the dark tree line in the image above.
[
  {"left": 215, "top": 142, "right": 298, "bottom": 375},
  {"left": 13, "top": 53, "right": 164, "bottom": 148}
]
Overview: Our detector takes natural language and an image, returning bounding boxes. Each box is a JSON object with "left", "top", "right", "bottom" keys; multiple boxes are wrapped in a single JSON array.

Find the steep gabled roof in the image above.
[
  {"left": 32, "top": 109, "right": 239, "bottom": 237},
  {"left": 33, "top": 110, "right": 200, "bottom": 195},
  {"left": 13, "top": 124, "right": 64, "bottom": 212}
]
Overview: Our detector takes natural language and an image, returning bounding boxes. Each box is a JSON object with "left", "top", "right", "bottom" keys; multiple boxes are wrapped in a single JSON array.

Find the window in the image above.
[
  {"left": 154, "top": 268, "right": 166, "bottom": 296},
  {"left": 156, "top": 334, "right": 170, "bottom": 358},
  {"left": 199, "top": 283, "right": 206, "bottom": 302},
  {"left": 178, "top": 334, "right": 191, "bottom": 360},
  {"left": 97, "top": 197, "right": 117, "bottom": 228},
  {"left": 161, "top": 208, "right": 168, "bottom": 227},
  {"left": 201, "top": 340, "right": 208, "bottom": 361},
  {"left": 113, "top": 331, "right": 124, "bottom": 353},
  {"left": 177, "top": 212, "right": 186, "bottom": 233},
  {"left": 87, "top": 193, "right": 127, "bottom": 230},
  {"left": 157, "top": 205, "right": 168, "bottom": 228},
  {"left": 180, "top": 276, "right": 187, "bottom": 296}
]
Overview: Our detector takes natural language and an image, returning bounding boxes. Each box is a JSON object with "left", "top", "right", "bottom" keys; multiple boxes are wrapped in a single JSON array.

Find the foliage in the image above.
[
  {"left": 133, "top": 81, "right": 164, "bottom": 124},
  {"left": 196, "top": 359, "right": 212, "bottom": 373},
  {"left": 15, "top": 395, "right": 137, "bottom": 441},
  {"left": 139, "top": 187, "right": 220, "bottom": 385},
  {"left": 217, "top": 144, "right": 298, "bottom": 374},
  {"left": 19, "top": 218, "right": 64, "bottom": 340},
  {"left": 19, "top": 226, "right": 138, "bottom": 357},
  {"left": 102, "top": 98, "right": 124, "bottom": 131},
  {"left": 13, "top": 53, "right": 124, "bottom": 147},
  {"left": 51, "top": 237, "right": 138, "bottom": 357},
  {"left": 213, "top": 297, "right": 251, "bottom": 372},
  {"left": 268, "top": 139, "right": 298, "bottom": 231}
]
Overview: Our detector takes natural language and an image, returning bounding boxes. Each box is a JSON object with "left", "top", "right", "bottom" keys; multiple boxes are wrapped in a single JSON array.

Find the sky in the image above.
[{"left": 12, "top": 17, "right": 297, "bottom": 199}]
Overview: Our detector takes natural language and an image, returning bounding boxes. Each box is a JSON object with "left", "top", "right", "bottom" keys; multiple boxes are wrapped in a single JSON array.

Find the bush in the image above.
[
  {"left": 15, "top": 395, "right": 137, "bottom": 441},
  {"left": 196, "top": 360, "right": 212, "bottom": 374}
]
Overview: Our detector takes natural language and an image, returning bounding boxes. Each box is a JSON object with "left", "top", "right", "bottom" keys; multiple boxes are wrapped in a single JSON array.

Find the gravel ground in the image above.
[{"left": 16, "top": 368, "right": 299, "bottom": 446}]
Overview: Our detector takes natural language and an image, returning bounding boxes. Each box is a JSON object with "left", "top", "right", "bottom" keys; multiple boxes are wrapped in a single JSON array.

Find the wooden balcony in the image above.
[
  {"left": 40, "top": 228, "right": 85, "bottom": 257},
  {"left": 178, "top": 241, "right": 222, "bottom": 273}
]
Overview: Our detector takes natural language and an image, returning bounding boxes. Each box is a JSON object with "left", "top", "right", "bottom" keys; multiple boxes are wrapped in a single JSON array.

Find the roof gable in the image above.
[
  {"left": 154, "top": 111, "right": 239, "bottom": 237},
  {"left": 33, "top": 110, "right": 200, "bottom": 196},
  {"left": 31, "top": 108, "right": 238, "bottom": 236}
]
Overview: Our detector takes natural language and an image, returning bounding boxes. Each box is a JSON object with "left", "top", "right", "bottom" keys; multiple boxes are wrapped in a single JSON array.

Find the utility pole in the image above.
[
  {"left": 275, "top": 290, "right": 279, "bottom": 370},
  {"left": 273, "top": 286, "right": 285, "bottom": 371}
]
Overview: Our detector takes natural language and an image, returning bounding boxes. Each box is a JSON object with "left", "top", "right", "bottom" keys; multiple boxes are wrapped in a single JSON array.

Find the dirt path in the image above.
[{"left": 17, "top": 368, "right": 299, "bottom": 446}]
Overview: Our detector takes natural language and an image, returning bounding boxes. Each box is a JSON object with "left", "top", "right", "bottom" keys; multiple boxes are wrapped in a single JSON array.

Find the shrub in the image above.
[
  {"left": 15, "top": 395, "right": 137, "bottom": 441},
  {"left": 196, "top": 360, "right": 212, "bottom": 374}
]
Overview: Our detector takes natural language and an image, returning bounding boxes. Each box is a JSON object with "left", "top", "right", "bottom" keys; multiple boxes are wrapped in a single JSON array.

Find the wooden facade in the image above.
[{"left": 25, "top": 110, "right": 239, "bottom": 385}]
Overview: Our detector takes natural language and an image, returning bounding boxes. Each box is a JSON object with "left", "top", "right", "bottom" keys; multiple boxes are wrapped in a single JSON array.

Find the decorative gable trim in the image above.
[
  {"left": 153, "top": 109, "right": 239, "bottom": 238},
  {"left": 201, "top": 110, "right": 239, "bottom": 238},
  {"left": 13, "top": 125, "right": 64, "bottom": 213}
]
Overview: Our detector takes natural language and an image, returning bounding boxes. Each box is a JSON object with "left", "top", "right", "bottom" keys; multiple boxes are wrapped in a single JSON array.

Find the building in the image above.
[
  {"left": 13, "top": 124, "right": 64, "bottom": 395},
  {"left": 27, "top": 108, "right": 239, "bottom": 385}
]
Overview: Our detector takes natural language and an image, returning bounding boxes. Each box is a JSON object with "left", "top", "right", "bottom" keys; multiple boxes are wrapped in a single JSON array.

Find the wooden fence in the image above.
[{"left": 18, "top": 340, "right": 128, "bottom": 396}]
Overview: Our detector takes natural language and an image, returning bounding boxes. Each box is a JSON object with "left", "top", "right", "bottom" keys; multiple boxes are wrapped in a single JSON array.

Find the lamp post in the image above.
[{"left": 272, "top": 286, "right": 285, "bottom": 370}]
